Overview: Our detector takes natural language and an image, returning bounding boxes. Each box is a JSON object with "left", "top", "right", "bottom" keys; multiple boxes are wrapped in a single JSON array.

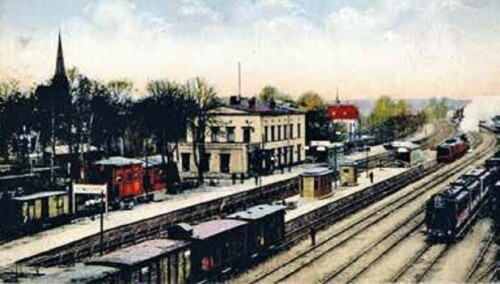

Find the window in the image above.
[
  {"left": 289, "top": 124, "right": 294, "bottom": 139},
  {"left": 243, "top": 127, "right": 251, "bottom": 143},
  {"left": 201, "top": 154, "right": 211, "bottom": 172},
  {"left": 220, "top": 153, "right": 231, "bottom": 173},
  {"left": 226, "top": 127, "right": 235, "bottom": 142},
  {"left": 211, "top": 127, "right": 220, "bottom": 142},
  {"left": 298, "top": 123, "right": 301, "bottom": 138},
  {"left": 283, "top": 125, "right": 287, "bottom": 139},
  {"left": 278, "top": 125, "right": 282, "bottom": 140},
  {"left": 181, "top": 153, "right": 190, "bottom": 172},
  {"left": 271, "top": 126, "right": 275, "bottom": 141},
  {"left": 264, "top": 126, "right": 269, "bottom": 142},
  {"left": 297, "top": 144, "right": 302, "bottom": 161}
]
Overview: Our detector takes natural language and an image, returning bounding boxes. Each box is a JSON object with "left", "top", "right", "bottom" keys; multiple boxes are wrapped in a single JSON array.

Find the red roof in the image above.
[{"left": 327, "top": 104, "right": 360, "bottom": 120}]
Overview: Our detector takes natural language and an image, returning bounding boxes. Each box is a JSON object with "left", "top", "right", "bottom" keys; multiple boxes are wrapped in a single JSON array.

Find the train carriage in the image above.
[
  {"left": 141, "top": 155, "right": 167, "bottom": 193},
  {"left": 227, "top": 204, "right": 286, "bottom": 257},
  {"left": 0, "top": 191, "right": 70, "bottom": 237},
  {"left": 91, "top": 157, "right": 145, "bottom": 208},
  {"left": 88, "top": 239, "right": 192, "bottom": 284},
  {"left": 189, "top": 219, "right": 249, "bottom": 281}
]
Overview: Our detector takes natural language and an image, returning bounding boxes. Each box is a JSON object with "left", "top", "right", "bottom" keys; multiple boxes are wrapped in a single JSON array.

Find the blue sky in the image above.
[{"left": 1, "top": 0, "right": 500, "bottom": 99}]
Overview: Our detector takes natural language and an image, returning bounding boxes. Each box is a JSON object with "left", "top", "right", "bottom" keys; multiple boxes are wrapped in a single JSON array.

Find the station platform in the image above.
[
  {"left": 285, "top": 167, "right": 407, "bottom": 222},
  {"left": 0, "top": 164, "right": 313, "bottom": 269},
  {"left": 345, "top": 123, "right": 436, "bottom": 162}
]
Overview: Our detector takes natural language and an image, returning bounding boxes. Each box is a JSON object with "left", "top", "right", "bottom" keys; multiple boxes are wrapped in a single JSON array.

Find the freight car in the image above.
[
  {"left": 425, "top": 167, "right": 494, "bottom": 241},
  {"left": 0, "top": 191, "right": 71, "bottom": 238},
  {"left": 436, "top": 134, "right": 469, "bottom": 163},
  {"left": 31, "top": 204, "right": 286, "bottom": 284},
  {"left": 89, "top": 157, "right": 146, "bottom": 209}
]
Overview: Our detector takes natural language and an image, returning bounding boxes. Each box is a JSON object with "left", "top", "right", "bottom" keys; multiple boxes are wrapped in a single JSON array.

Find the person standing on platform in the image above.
[
  {"left": 310, "top": 227, "right": 316, "bottom": 246},
  {"left": 369, "top": 171, "right": 374, "bottom": 184}
]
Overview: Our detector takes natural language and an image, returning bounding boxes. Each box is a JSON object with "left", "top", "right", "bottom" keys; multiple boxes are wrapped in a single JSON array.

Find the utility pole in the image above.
[
  {"left": 100, "top": 190, "right": 105, "bottom": 256},
  {"left": 50, "top": 108, "right": 55, "bottom": 185}
]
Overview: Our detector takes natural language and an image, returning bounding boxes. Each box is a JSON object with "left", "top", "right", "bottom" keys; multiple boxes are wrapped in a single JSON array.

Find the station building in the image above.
[{"left": 177, "top": 97, "right": 306, "bottom": 178}]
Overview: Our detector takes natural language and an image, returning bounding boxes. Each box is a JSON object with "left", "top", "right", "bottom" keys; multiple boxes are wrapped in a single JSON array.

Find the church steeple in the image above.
[
  {"left": 55, "top": 30, "right": 66, "bottom": 77},
  {"left": 52, "top": 30, "right": 69, "bottom": 92},
  {"left": 336, "top": 86, "right": 340, "bottom": 104}
]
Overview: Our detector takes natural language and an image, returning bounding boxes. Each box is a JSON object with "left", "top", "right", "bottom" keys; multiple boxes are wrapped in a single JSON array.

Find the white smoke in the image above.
[{"left": 460, "top": 95, "right": 500, "bottom": 132}]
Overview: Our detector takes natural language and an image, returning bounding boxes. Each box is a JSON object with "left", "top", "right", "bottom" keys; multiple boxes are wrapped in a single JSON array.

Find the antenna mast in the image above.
[{"left": 238, "top": 62, "right": 241, "bottom": 100}]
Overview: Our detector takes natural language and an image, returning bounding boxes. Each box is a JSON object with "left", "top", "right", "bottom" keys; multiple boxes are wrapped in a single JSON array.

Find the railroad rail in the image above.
[
  {"left": 466, "top": 233, "right": 496, "bottom": 282},
  {"left": 246, "top": 131, "right": 494, "bottom": 283},
  {"left": 17, "top": 176, "right": 301, "bottom": 268}
]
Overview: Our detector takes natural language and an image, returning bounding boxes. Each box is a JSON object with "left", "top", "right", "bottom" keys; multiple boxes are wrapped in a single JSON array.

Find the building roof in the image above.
[
  {"left": 226, "top": 204, "right": 286, "bottom": 221},
  {"left": 13, "top": 191, "right": 67, "bottom": 201},
  {"left": 88, "top": 239, "right": 190, "bottom": 268},
  {"left": 94, "top": 156, "right": 143, "bottom": 167},
  {"left": 218, "top": 97, "right": 304, "bottom": 115},
  {"left": 140, "top": 155, "right": 165, "bottom": 167},
  {"left": 300, "top": 167, "right": 334, "bottom": 177},
  {"left": 33, "top": 265, "right": 118, "bottom": 283},
  {"left": 327, "top": 104, "right": 360, "bottom": 120},
  {"left": 192, "top": 219, "right": 247, "bottom": 240}
]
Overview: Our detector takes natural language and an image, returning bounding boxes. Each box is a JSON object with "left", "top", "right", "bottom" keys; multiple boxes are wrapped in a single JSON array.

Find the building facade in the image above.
[
  {"left": 178, "top": 98, "right": 306, "bottom": 178},
  {"left": 326, "top": 103, "right": 360, "bottom": 141}
]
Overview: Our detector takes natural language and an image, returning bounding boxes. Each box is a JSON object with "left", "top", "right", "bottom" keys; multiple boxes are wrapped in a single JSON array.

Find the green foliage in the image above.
[
  {"left": 258, "top": 85, "right": 293, "bottom": 104},
  {"left": 371, "top": 96, "right": 410, "bottom": 125},
  {"left": 297, "top": 91, "right": 325, "bottom": 111},
  {"left": 424, "top": 97, "right": 448, "bottom": 122}
]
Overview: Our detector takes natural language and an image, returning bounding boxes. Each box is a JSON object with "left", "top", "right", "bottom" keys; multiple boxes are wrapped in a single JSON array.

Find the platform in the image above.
[
  {"left": 285, "top": 167, "right": 407, "bottom": 222},
  {"left": 0, "top": 165, "right": 311, "bottom": 269}
]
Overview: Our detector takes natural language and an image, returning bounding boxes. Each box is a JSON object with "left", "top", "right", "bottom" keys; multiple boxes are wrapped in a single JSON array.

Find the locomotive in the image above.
[
  {"left": 425, "top": 161, "right": 497, "bottom": 241},
  {"left": 436, "top": 134, "right": 469, "bottom": 163}
]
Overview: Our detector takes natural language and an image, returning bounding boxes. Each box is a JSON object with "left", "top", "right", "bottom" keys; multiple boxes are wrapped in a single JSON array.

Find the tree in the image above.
[
  {"left": 395, "top": 99, "right": 410, "bottom": 116},
  {"left": 297, "top": 91, "right": 325, "bottom": 111},
  {"left": 185, "top": 78, "right": 222, "bottom": 184},
  {"left": 424, "top": 97, "right": 448, "bottom": 122}
]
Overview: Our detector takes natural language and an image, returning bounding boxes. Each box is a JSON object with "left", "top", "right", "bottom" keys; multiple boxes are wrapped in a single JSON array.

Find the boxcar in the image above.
[
  {"left": 227, "top": 204, "right": 286, "bottom": 257},
  {"left": 141, "top": 155, "right": 167, "bottom": 193},
  {"left": 0, "top": 191, "right": 70, "bottom": 237},
  {"left": 88, "top": 239, "right": 192, "bottom": 284},
  {"left": 189, "top": 219, "right": 249, "bottom": 281},
  {"left": 92, "top": 157, "right": 145, "bottom": 207},
  {"left": 300, "top": 167, "right": 334, "bottom": 199}
]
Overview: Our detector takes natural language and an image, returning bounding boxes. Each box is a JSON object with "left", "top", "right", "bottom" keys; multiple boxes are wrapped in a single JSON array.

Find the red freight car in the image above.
[
  {"left": 141, "top": 155, "right": 167, "bottom": 193},
  {"left": 436, "top": 135, "right": 469, "bottom": 163},
  {"left": 92, "top": 157, "right": 145, "bottom": 208}
]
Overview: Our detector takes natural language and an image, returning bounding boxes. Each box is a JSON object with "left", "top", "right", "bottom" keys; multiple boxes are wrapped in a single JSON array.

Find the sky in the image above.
[{"left": 1, "top": 0, "right": 500, "bottom": 100}]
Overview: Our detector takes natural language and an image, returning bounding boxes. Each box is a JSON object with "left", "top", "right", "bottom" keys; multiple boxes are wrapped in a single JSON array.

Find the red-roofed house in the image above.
[{"left": 326, "top": 103, "right": 360, "bottom": 141}]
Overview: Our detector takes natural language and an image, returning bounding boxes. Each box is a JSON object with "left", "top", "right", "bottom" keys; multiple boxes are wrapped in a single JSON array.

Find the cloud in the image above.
[
  {"left": 1, "top": 0, "right": 500, "bottom": 99},
  {"left": 177, "top": 0, "right": 220, "bottom": 22}
]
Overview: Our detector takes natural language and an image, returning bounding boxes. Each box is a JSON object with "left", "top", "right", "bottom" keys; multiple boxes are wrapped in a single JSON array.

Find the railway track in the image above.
[
  {"left": 466, "top": 232, "right": 496, "bottom": 282},
  {"left": 393, "top": 243, "right": 450, "bottom": 282},
  {"left": 245, "top": 131, "right": 494, "bottom": 283}
]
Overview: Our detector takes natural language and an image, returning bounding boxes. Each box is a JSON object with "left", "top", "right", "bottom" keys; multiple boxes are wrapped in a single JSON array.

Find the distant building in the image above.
[
  {"left": 178, "top": 97, "right": 306, "bottom": 178},
  {"left": 326, "top": 97, "right": 360, "bottom": 142}
]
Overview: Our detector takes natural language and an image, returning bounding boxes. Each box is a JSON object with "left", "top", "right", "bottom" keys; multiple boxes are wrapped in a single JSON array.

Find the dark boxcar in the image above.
[
  {"left": 88, "top": 239, "right": 192, "bottom": 284},
  {"left": 189, "top": 219, "right": 248, "bottom": 281},
  {"left": 226, "top": 204, "right": 286, "bottom": 257},
  {"left": 0, "top": 191, "right": 70, "bottom": 237}
]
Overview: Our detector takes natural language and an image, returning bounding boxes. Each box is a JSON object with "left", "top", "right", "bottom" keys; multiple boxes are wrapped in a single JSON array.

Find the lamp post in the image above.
[
  {"left": 100, "top": 190, "right": 105, "bottom": 256},
  {"left": 365, "top": 145, "right": 369, "bottom": 178}
]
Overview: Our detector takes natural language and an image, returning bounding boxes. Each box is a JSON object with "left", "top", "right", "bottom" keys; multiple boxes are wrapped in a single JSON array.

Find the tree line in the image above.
[{"left": 0, "top": 69, "right": 221, "bottom": 184}]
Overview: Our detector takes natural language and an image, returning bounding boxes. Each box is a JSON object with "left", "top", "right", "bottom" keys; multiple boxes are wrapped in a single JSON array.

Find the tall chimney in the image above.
[{"left": 238, "top": 62, "right": 241, "bottom": 100}]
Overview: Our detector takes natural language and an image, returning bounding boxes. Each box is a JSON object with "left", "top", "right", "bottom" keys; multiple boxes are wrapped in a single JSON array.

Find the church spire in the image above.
[
  {"left": 336, "top": 86, "right": 340, "bottom": 104},
  {"left": 55, "top": 29, "right": 66, "bottom": 77}
]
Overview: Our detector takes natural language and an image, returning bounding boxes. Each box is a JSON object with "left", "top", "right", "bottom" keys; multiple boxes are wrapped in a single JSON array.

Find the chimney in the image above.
[{"left": 249, "top": 97, "right": 256, "bottom": 109}]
